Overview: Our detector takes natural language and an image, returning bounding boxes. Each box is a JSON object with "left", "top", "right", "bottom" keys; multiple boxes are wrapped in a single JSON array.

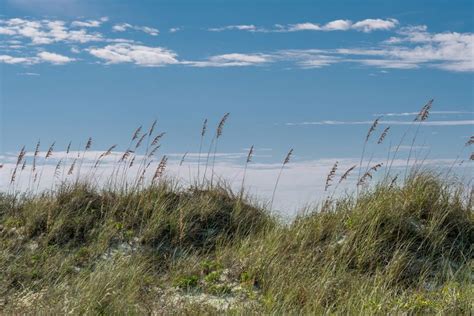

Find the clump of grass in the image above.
[{"left": 0, "top": 101, "right": 473, "bottom": 314}]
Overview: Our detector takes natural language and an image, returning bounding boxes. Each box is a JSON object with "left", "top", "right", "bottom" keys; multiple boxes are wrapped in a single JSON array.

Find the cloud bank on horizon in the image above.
[{"left": 0, "top": 16, "right": 473, "bottom": 72}]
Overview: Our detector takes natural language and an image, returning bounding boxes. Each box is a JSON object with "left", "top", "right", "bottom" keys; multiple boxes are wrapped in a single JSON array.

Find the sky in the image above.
[{"left": 0, "top": 0, "right": 473, "bottom": 214}]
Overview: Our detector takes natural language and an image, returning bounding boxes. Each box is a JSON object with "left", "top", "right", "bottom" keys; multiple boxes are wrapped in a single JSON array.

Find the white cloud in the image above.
[
  {"left": 88, "top": 43, "right": 178, "bottom": 66},
  {"left": 71, "top": 17, "right": 108, "bottom": 28},
  {"left": 286, "top": 120, "right": 474, "bottom": 126},
  {"left": 18, "top": 72, "right": 40, "bottom": 76},
  {"left": 211, "top": 18, "right": 398, "bottom": 33},
  {"left": 0, "top": 54, "right": 36, "bottom": 64},
  {"left": 0, "top": 18, "right": 104, "bottom": 45},
  {"left": 38, "top": 51, "right": 74, "bottom": 64},
  {"left": 112, "top": 23, "right": 159, "bottom": 36},
  {"left": 208, "top": 24, "right": 257, "bottom": 32},
  {"left": 0, "top": 51, "right": 74, "bottom": 65},
  {"left": 169, "top": 27, "right": 181, "bottom": 33},
  {"left": 351, "top": 18, "right": 399, "bottom": 32},
  {"left": 187, "top": 53, "right": 272, "bottom": 67},
  {"left": 375, "top": 111, "right": 474, "bottom": 117}
]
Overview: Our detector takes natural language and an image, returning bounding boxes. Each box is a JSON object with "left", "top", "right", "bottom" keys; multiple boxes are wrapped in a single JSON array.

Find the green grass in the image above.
[{"left": 0, "top": 172, "right": 472, "bottom": 314}]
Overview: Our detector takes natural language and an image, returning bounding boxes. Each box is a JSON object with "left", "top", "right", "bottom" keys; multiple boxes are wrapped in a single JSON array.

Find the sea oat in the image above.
[
  {"left": 377, "top": 127, "right": 390, "bottom": 144},
  {"left": 415, "top": 99, "right": 434, "bottom": 122},
  {"left": 54, "top": 159, "right": 62, "bottom": 178},
  {"left": 148, "top": 120, "right": 157, "bottom": 137},
  {"left": 32, "top": 141, "right": 40, "bottom": 172},
  {"left": 366, "top": 117, "right": 382, "bottom": 142},
  {"left": 153, "top": 155, "right": 168, "bottom": 182},
  {"left": 284, "top": 148, "right": 293, "bottom": 165},
  {"left": 132, "top": 126, "right": 142, "bottom": 141},
  {"left": 16, "top": 146, "right": 26, "bottom": 166},
  {"left": 85, "top": 137, "right": 92, "bottom": 151},
  {"left": 201, "top": 119, "right": 208, "bottom": 137},
  {"left": 358, "top": 163, "right": 383, "bottom": 186},
  {"left": 135, "top": 134, "right": 147, "bottom": 149},
  {"left": 217, "top": 113, "right": 230, "bottom": 138},
  {"left": 68, "top": 159, "right": 77, "bottom": 175},
  {"left": 246, "top": 145, "right": 254, "bottom": 163},
  {"left": 325, "top": 161, "right": 338, "bottom": 191},
  {"left": 148, "top": 145, "right": 161, "bottom": 158},
  {"left": 46, "top": 142, "right": 55, "bottom": 159},
  {"left": 151, "top": 132, "right": 166, "bottom": 146},
  {"left": 465, "top": 136, "right": 474, "bottom": 146},
  {"left": 339, "top": 165, "right": 356, "bottom": 184},
  {"left": 180, "top": 152, "right": 188, "bottom": 166},
  {"left": 120, "top": 149, "right": 134, "bottom": 162}
]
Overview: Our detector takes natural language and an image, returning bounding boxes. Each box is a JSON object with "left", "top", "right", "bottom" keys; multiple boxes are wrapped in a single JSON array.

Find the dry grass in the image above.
[{"left": 0, "top": 102, "right": 473, "bottom": 314}]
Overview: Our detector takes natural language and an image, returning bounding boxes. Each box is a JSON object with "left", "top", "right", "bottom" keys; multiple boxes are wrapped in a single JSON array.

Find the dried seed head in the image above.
[
  {"left": 46, "top": 142, "right": 55, "bottom": 159},
  {"left": 325, "top": 161, "right": 338, "bottom": 191},
  {"left": 120, "top": 149, "right": 134, "bottom": 162},
  {"left": 366, "top": 117, "right": 381, "bottom": 142},
  {"left": 85, "top": 137, "right": 92, "bottom": 151},
  {"left": 339, "top": 165, "right": 356, "bottom": 184},
  {"left": 54, "top": 159, "right": 62, "bottom": 178},
  {"left": 95, "top": 144, "right": 117, "bottom": 167},
  {"left": 102, "top": 144, "right": 117, "bottom": 158},
  {"left": 415, "top": 99, "right": 434, "bottom": 122},
  {"left": 201, "top": 119, "right": 208, "bottom": 137},
  {"left": 180, "top": 152, "right": 188, "bottom": 166},
  {"left": 148, "top": 120, "right": 157, "bottom": 137},
  {"left": 151, "top": 132, "right": 166, "bottom": 146},
  {"left": 284, "top": 148, "right": 293, "bottom": 165},
  {"left": 246, "top": 145, "right": 254, "bottom": 163},
  {"left": 10, "top": 169, "right": 17, "bottom": 184},
  {"left": 128, "top": 155, "right": 136, "bottom": 168},
  {"left": 153, "top": 155, "right": 168, "bottom": 182},
  {"left": 217, "top": 113, "right": 230, "bottom": 138},
  {"left": 34, "top": 140, "right": 40, "bottom": 158},
  {"left": 68, "top": 159, "right": 77, "bottom": 175},
  {"left": 132, "top": 125, "right": 142, "bottom": 141},
  {"left": 377, "top": 127, "right": 390, "bottom": 144},
  {"left": 148, "top": 145, "right": 161, "bottom": 158},
  {"left": 357, "top": 163, "right": 383, "bottom": 186},
  {"left": 16, "top": 146, "right": 26, "bottom": 166},
  {"left": 21, "top": 159, "right": 27, "bottom": 171},
  {"left": 66, "top": 141, "right": 72, "bottom": 154},
  {"left": 465, "top": 136, "right": 474, "bottom": 147},
  {"left": 135, "top": 133, "right": 147, "bottom": 149}
]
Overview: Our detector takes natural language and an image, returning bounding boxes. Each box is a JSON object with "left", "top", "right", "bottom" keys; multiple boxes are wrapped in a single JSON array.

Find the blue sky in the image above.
[{"left": 0, "top": 0, "right": 473, "bottom": 211}]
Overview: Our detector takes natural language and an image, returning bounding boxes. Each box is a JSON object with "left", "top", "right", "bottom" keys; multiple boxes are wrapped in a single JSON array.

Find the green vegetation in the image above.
[
  {"left": 1, "top": 103, "right": 473, "bottom": 314},
  {"left": 0, "top": 173, "right": 472, "bottom": 314}
]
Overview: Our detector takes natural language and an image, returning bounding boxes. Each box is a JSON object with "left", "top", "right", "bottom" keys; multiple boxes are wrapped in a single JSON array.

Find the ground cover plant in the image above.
[{"left": 0, "top": 100, "right": 473, "bottom": 314}]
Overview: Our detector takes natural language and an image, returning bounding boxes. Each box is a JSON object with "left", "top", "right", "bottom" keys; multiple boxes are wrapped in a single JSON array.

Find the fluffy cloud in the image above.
[
  {"left": 286, "top": 120, "right": 474, "bottom": 126},
  {"left": 0, "top": 54, "right": 36, "bottom": 64},
  {"left": 88, "top": 43, "right": 178, "bottom": 66},
  {"left": 187, "top": 53, "right": 272, "bottom": 67},
  {"left": 0, "top": 18, "right": 104, "bottom": 44},
  {"left": 112, "top": 23, "right": 159, "bottom": 36},
  {"left": 335, "top": 27, "right": 474, "bottom": 72},
  {"left": 71, "top": 17, "right": 108, "bottom": 28},
  {"left": 0, "top": 51, "right": 75, "bottom": 65},
  {"left": 211, "top": 18, "right": 399, "bottom": 33},
  {"left": 208, "top": 24, "right": 257, "bottom": 32},
  {"left": 37, "top": 51, "right": 74, "bottom": 64},
  {"left": 351, "top": 18, "right": 399, "bottom": 32}
]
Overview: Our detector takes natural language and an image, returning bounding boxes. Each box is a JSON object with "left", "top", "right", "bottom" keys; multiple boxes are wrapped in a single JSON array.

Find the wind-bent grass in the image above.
[
  {"left": 0, "top": 172, "right": 472, "bottom": 314},
  {"left": 1, "top": 100, "right": 473, "bottom": 314}
]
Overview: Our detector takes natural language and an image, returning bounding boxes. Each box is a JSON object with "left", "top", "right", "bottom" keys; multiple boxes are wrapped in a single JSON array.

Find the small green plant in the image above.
[{"left": 173, "top": 274, "right": 199, "bottom": 289}]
